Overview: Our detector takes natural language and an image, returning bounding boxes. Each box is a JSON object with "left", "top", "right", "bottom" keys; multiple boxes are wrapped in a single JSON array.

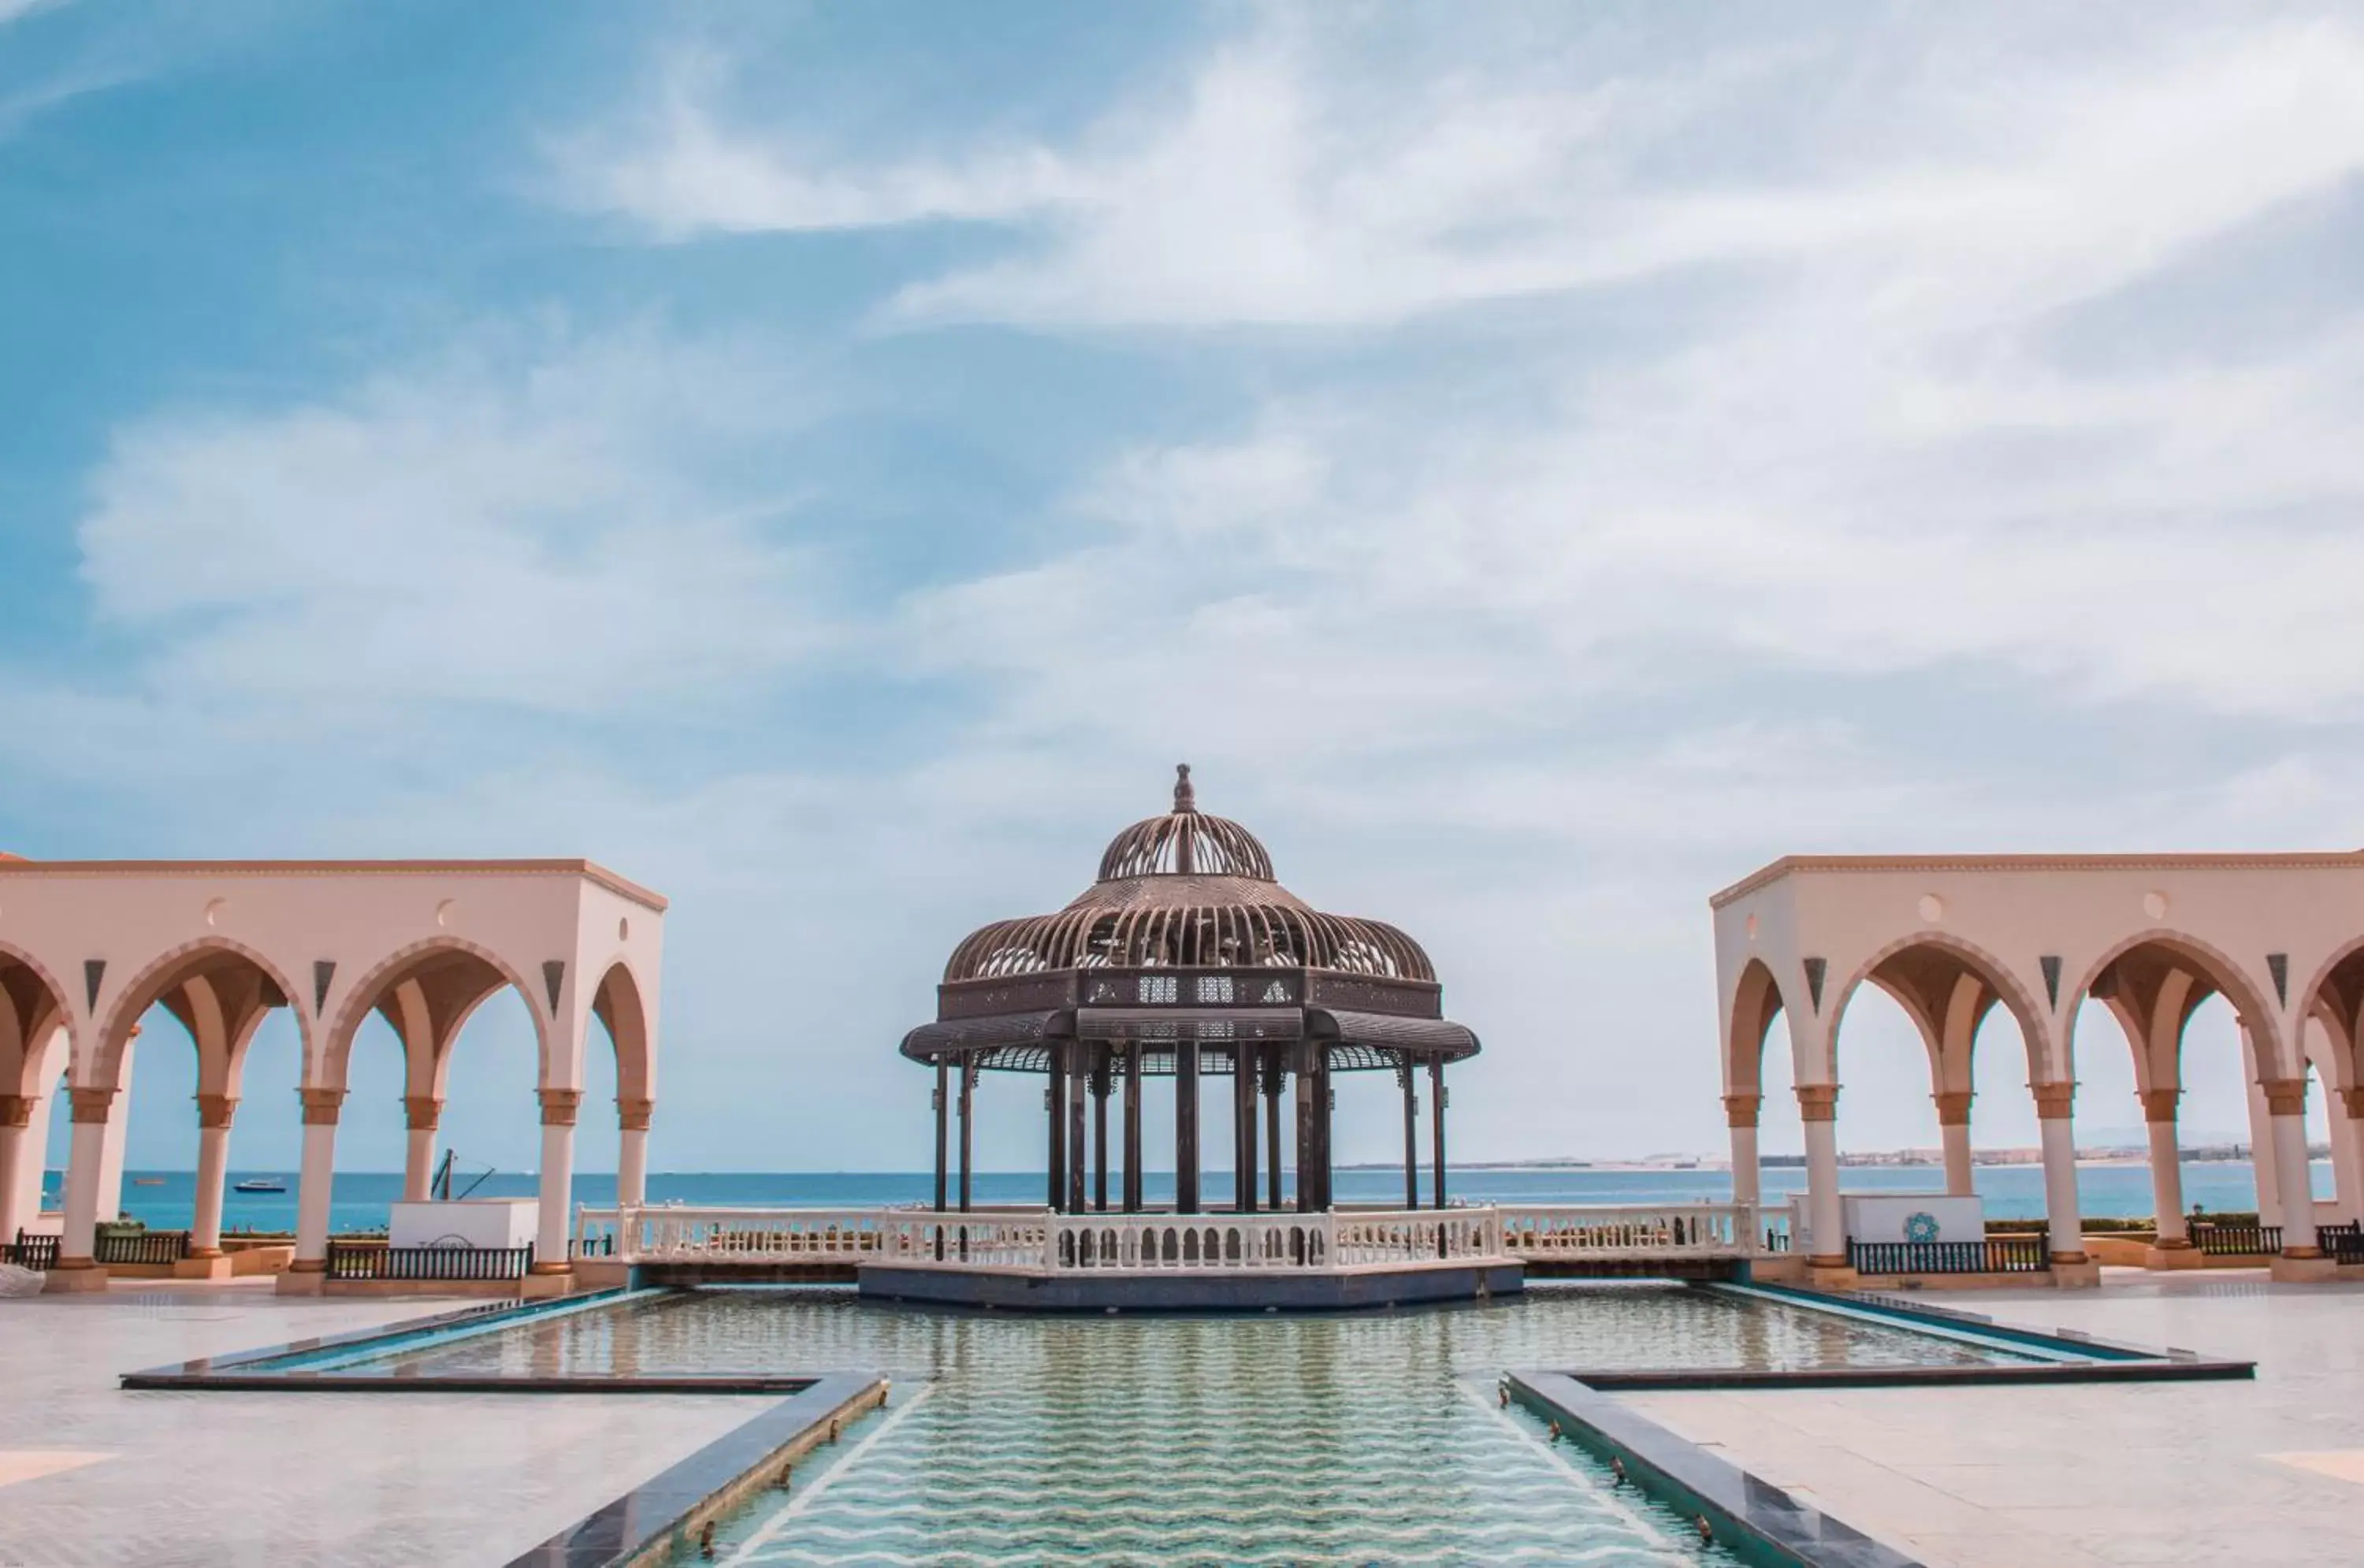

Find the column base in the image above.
[
  {"left": 1805, "top": 1261, "right": 1860, "bottom": 1290},
  {"left": 2143, "top": 1243, "right": 2206, "bottom": 1270},
  {"left": 43, "top": 1260, "right": 109, "bottom": 1294},
  {"left": 2050, "top": 1259, "right": 2101, "bottom": 1289},
  {"left": 172, "top": 1254, "right": 234, "bottom": 1280},
  {"left": 2272, "top": 1252, "right": 2337, "bottom": 1283},
  {"left": 519, "top": 1267, "right": 576, "bottom": 1299},
  {"left": 275, "top": 1265, "right": 327, "bottom": 1295}
]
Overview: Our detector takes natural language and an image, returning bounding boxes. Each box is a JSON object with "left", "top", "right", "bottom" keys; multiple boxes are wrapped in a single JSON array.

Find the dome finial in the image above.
[{"left": 1173, "top": 762, "right": 1195, "bottom": 814}]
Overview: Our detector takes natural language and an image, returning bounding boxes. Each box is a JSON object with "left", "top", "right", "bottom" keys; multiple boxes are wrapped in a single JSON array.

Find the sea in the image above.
[{"left": 60, "top": 1158, "right": 2329, "bottom": 1236}]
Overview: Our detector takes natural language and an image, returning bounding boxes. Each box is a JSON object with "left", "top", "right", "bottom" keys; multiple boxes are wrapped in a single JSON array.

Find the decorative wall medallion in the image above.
[
  {"left": 2143, "top": 890, "right": 2168, "bottom": 920},
  {"left": 203, "top": 897, "right": 226, "bottom": 929},
  {"left": 1917, "top": 894, "right": 1944, "bottom": 923},
  {"left": 1905, "top": 1211, "right": 1942, "bottom": 1243},
  {"left": 434, "top": 899, "right": 455, "bottom": 929}
]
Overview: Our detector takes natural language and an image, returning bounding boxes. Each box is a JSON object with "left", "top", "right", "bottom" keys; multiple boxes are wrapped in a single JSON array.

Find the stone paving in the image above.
[
  {"left": 1628, "top": 1270, "right": 2364, "bottom": 1568},
  {"left": 0, "top": 1280, "right": 766, "bottom": 1568}
]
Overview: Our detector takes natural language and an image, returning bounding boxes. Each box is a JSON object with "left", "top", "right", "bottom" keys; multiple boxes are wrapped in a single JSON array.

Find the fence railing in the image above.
[
  {"left": 1847, "top": 1235, "right": 2049, "bottom": 1275},
  {"left": 2194, "top": 1223, "right": 2283, "bottom": 1258},
  {"left": 93, "top": 1229, "right": 190, "bottom": 1266},
  {"left": 5, "top": 1231, "right": 61, "bottom": 1271},
  {"left": 1495, "top": 1204, "right": 1758, "bottom": 1260},
  {"left": 324, "top": 1241, "right": 535, "bottom": 1281},
  {"left": 2319, "top": 1222, "right": 2363, "bottom": 1264}
]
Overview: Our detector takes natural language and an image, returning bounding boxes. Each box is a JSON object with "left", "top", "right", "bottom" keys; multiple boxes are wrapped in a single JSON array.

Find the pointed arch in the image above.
[
  {"left": 2297, "top": 938, "right": 2364, "bottom": 1090},
  {"left": 589, "top": 957, "right": 652, "bottom": 1107},
  {"left": 0, "top": 940, "right": 76, "bottom": 1095},
  {"left": 93, "top": 937, "right": 308, "bottom": 1093},
  {"left": 1831, "top": 931, "right": 2050, "bottom": 1091},
  {"left": 1724, "top": 957, "right": 1789, "bottom": 1097},
  {"left": 323, "top": 935, "right": 549, "bottom": 1094},
  {"left": 2066, "top": 928, "right": 2288, "bottom": 1083}
]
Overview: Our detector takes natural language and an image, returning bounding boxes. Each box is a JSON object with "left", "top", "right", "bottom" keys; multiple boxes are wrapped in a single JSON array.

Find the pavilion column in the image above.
[
  {"left": 2032, "top": 1081, "right": 2087, "bottom": 1268},
  {"left": 617, "top": 1098, "right": 652, "bottom": 1207},
  {"left": 957, "top": 1055, "right": 975, "bottom": 1213},
  {"left": 1067, "top": 1049, "right": 1087, "bottom": 1214},
  {"left": 1933, "top": 1092, "right": 1975, "bottom": 1197},
  {"left": 2262, "top": 1079, "right": 2321, "bottom": 1260},
  {"left": 190, "top": 1094, "right": 236, "bottom": 1257},
  {"left": 1263, "top": 1048, "right": 1284, "bottom": 1211},
  {"left": 933, "top": 1060, "right": 949, "bottom": 1213},
  {"left": 289, "top": 1088, "right": 344, "bottom": 1276},
  {"left": 402, "top": 1096, "right": 441, "bottom": 1202},
  {"left": 1235, "top": 1048, "right": 1256, "bottom": 1214},
  {"left": 1795, "top": 1083, "right": 1844, "bottom": 1268},
  {"left": 1401, "top": 1058, "right": 1420, "bottom": 1209},
  {"left": 1723, "top": 1094, "right": 1760, "bottom": 1207},
  {"left": 50, "top": 1088, "right": 116, "bottom": 1286},
  {"left": 1092, "top": 1049, "right": 1110, "bottom": 1213},
  {"left": 1295, "top": 1046, "right": 1318, "bottom": 1214},
  {"left": 1311, "top": 1048, "right": 1334, "bottom": 1212},
  {"left": 1046, "top": 1045, "right": 1069, "bottom": 1211},
  {"left": 1121, "top": 1044, "right": 1142, "bottom": 1212},
  {"left": 0, "top": 1094, "right": 32, "bottom": 1243},
  {"left": 2141, "top": 1089, "right": 2191, "bottom": 1248},
  {"left": 532, "top": 1089, "right": 580, "bottom": 1273},
  {"left": 1424, "top": 1058, "right": 1444, "bottom": 1209},
  {"left": 1176, "top": 1039, "right": 1201, "bottom": 1215}
]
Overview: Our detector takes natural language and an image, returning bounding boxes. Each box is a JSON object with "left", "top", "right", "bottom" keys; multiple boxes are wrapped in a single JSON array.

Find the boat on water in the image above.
[{"left": 232, "top": 1177, "right": 287, "bottom": 1194}]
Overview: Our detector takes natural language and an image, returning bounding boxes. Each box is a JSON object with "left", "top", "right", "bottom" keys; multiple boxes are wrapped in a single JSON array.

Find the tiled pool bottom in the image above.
[{"left": 383, "top": 1280, "right": 2039, "bottom": 1382}]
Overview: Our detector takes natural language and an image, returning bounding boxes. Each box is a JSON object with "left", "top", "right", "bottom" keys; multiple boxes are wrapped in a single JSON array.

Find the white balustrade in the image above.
[{"left": 572, "top": 1202, "right": 1763, "bottom": 1274}]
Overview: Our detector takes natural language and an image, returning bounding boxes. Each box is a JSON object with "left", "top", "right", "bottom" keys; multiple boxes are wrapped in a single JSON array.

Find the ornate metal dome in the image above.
[{"left": 943, "top": 766, "right": 1434, "bottom": 983}]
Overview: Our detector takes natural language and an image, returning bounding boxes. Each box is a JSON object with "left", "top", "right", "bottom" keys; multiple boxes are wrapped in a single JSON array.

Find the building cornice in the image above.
[
  {"left": 1709, "top": 851, "right": 2364, "bottom": 910},
  {"left": 0, "top": 857, "right": 668, "bottom": 912}
]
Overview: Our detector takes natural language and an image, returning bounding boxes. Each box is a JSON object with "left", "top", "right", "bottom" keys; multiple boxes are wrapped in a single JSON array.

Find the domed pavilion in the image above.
[{"left": 903, "top": 766, "right": 1479, "bottom": 1217}]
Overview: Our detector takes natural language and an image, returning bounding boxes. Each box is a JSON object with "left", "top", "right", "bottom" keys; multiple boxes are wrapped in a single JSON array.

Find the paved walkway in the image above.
[
  {"left": 0, "top": 1280, "right": 764, "bottom": 1568},
  {"left": 1628, "top": 1270, "right": 2364, "bottom": 1568}
]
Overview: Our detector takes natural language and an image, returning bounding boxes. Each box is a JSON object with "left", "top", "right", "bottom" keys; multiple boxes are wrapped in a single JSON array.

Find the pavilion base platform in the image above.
[{"left": 857, "top": 1257, "right": 1526, "bottom": 1312}]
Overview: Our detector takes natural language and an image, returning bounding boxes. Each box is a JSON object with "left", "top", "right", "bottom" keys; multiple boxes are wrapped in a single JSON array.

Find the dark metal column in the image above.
[
  {"left": 1429, "top": 1057, "right": 1448, "bottom": 1209},
  {"left": 1314, "top": 1048, "right": 1334, "bottom": 1211},
  {"left": 1047, "top": 1045, "right": 1069, "bottom": 1211},
  {"left": 934, "top": 1058, "right": 949, "bottom": 1213},
  {"left": 1400, "top": 1053, "right": 1418, "bottom": 1209},
  {"left": 957, "top": 1056, "right": 974, "bottom": 1213},
  {"left": 1122, "top": 1042, "right": 1143, "bottom": 1212},
  {"left": 1236, "top": 1046, "right": 1258, "bottom": 1213},
  {"left": 1176, "top": 1037, "right": 1201, "bottom": 1214},
  {"left": 1068, "top": 1047, "right": 1087, "bottom": 1214},
  {"left": 1091, "top": 1047, "right": 1110, "bottom": 1213},
  {"left": 1264, "top": 1047, "right": 1284, "bottom": 1210},
  {"left": 1294, "top": 1044, "right": 1318, "bottom": 1214}
]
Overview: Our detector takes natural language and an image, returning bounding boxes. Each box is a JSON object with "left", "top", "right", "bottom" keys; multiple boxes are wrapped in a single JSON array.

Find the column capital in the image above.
[
  {"left": 2139, "top": 1087, "right": 2181, "bottom": 1123},
  {"left": 69, "top": 1087, "right": 117, "bottom": 1124},
  {"left": 1793, "top": 1083, "right": 1839, "bottom": 1122},
  {"left": 2030, "top": 1080, "right": 2076, "bottom": 1119},
  {"left": 195, "top": 1094, "right": 238, "bottom": 1130},
  {"left": 2340, "top": 1087, "right": 2364, "bottom": 1121},
  {"left": 1931, "top": 1091, "right": 1973, "bottom": 1127},
  {"left": 616, "top": 1096, "right": 653, "bottom": 1132},
  {"left": 1723, "top": 1093, "right": 1761, "bottom": 1129},
  {"left": 0, "top": 1094, "right": 32, "bottom": 1129},
  {"left": 403, "top": 1095, "right": 442, "bottom": 1132},
  {"left": 2258, "top": 1077, "right": 2308, "bottom": 1117},
  {"left": 539, "top": 1088, "right": 582, "bottom": 1128},
  {"left": 299, "top": 1087, "right": 345, "bottom": 1126}
]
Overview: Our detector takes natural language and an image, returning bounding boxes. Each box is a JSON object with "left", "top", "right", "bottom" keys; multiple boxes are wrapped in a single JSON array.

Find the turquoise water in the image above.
[
  {"left": 354, "top": 1285, "right": 2024, "bottom": 1566},
  {"left": 76, "top": 1158, "right": 2319, "bottom": 1235}
]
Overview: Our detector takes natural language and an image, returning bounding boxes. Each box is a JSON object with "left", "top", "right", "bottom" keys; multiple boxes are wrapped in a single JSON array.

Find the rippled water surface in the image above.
[{"left": 371, "top": 1285, "right": 2011, "bottom": 1565}]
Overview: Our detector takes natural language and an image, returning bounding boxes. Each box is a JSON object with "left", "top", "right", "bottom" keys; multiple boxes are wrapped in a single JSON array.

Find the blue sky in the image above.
[{"left": 5, "top": 2, "right": 2363, "bottom": 1176}]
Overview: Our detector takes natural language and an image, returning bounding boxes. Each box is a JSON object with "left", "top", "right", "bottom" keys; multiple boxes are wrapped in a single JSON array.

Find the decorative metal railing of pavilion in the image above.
[{"left": 573, "top": 1201, "right": 1764, "bottom": 1274}]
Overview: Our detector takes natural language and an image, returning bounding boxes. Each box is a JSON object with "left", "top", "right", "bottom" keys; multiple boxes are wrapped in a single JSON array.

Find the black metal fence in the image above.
[
  {"left": 5, "top": 1231, "right": 61, "bottom": 1271},
  {"left": 1848, "top": 1235, "right": 2050, "bottom": 1275},
  {"left": 2318, "top": 1222, "right": 2362, "bottom": 1264},
  {"left": 324, "top": 1241, "right": 535, "bottom": 1281},
  {"left": 93, "top": 1230, "right": 191, "bottom": 1266},
  {"left": 2193, "top": 1223, "right": 2282, "bottom": 1257}
]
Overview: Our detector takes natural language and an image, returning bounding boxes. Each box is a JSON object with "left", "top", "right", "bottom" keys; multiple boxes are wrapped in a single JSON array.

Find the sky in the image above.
[{"left": 5, "top": 1, "right": 2364, "bottom": 1177}]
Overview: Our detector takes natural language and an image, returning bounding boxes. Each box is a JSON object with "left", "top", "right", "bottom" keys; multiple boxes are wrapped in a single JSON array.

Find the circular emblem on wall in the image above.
[{"left": 1905, "top": 1211, "right": 1942, "bottom": 1243}]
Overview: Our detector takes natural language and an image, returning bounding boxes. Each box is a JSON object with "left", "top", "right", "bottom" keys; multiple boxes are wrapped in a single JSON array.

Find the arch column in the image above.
[
  {"left": 403, "top": 1097, "right": 442, "bottom": 1202},
  {"left": 278, "top": 1087, "right": 344, "bottom": 1294},
  {"left": 189, "top": 1094, "right": 236, "bottom": 1257},
  {"left": 2260, "top": 1078, "right": 2329, "bottom": 1277},
  {"left": 1795, "top": 1083, "right": 1845, "bottom": 1272},
  {"left": 530, "top": 1089, "right": 580, "bottom": 1285},
  {"left": 1932, "top": 1092, "right": 1974, "bottom": 1197},
  {"left": 2241, "top": 1030, "right": 2282, "bottom": 1225},
  {"left": 2139, "top": 1088, "right": 2197, "bottom": 1265},
  {"left": 1723, "top": 1094, "right": 1760, "bottom": 1207},
  {"left": 45, "top": 1088, "right": 116, "bottom": 1293},
  {"left": 0, "top": 1094, "right": 32, "bottom": 1243},
  {"left": 2031, "top": 1081, "right": 2094, "bottom": 1284},
  {"left": 2335, "top": 1088, "right": 2364, "bottom": 1228}
]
